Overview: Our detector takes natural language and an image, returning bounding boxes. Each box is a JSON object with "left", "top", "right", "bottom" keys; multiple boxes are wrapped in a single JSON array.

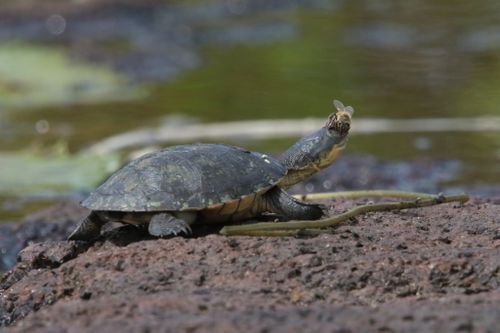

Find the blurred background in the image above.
[{"left": 1, "top": 0, "right": 500, "bottom": 222}]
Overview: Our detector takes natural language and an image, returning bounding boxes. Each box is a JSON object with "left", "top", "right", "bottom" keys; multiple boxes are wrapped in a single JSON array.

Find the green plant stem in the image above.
[
  {"left": 228, "top": 229, "right": 326, "bottom": 237},
  {"left": 292, "top": 190, "right": 437, "bottom": 201},
  {"left": 220, "top": 193, "right": 469, "bottom": 236}
]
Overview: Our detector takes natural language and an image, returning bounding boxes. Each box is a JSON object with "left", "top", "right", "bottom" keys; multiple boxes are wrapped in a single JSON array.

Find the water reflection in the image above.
[
  {"left": 344, "top": 0, "right": 500, "bottom": 118},
  {"left": 0, "top": 0, "right": 499, "bottom": 221}
]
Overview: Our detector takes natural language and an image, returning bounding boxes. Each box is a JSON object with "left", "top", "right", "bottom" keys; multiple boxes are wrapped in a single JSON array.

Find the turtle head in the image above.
[{"left": 279, "top": 100, "right": 354, "bottom": 188}]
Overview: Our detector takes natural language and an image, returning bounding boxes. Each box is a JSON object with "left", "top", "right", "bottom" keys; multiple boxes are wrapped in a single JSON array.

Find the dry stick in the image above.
[
  {"left": 219, "top": 193, "right": 469, "bottom": 237},
  {"left": 85, "top": 117, "right": 500, "bottom": 154}
]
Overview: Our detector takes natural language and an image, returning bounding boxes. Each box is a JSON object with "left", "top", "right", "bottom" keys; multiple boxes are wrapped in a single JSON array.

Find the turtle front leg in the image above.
[
  {"left": 148, "top": 212, "right": 194, "bottom": 237},
  {"left": 68, "top": 211, "right": 105, "bottom": 241},
  {"left": 263, "top": 187, "right": 325, "bottom": 220}
]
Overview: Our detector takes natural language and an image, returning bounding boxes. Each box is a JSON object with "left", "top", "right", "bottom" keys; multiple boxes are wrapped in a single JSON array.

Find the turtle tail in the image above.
[{"left": 68, "top": 211, "right": 104, "bottom": 241}]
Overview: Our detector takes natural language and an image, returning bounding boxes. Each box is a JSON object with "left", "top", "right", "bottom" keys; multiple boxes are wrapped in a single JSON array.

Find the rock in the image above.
[
  {"left": 0, "top": 198, "right": 499, "bottom": 331},
  {"left": 17, "top": 241, "right": 90, "bottom": 270},
  {"left": 0, "top": 202, "right": 87, "bottom": 273}
]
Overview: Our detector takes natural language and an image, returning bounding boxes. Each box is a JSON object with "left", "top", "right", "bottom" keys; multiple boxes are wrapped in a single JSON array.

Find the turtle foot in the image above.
[
  {"left": 148, "top": 213, "right": 192, "bottom": 238},
  {"left": 264, "top": 187, "right": 325, "bottom": 221}
]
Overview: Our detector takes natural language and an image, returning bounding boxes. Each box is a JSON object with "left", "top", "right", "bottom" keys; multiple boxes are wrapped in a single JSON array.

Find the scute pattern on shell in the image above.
[{"left": 82, "top": 144, "right": 287, "bottom": 211}]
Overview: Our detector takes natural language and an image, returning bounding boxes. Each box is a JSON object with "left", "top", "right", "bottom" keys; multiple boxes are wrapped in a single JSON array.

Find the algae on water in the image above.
[
  {"left": 0, "top": 151, "right": 121, "bottom": 195},
  {"left": 0, "top": 43, "right": 145, "bottom": 109}
]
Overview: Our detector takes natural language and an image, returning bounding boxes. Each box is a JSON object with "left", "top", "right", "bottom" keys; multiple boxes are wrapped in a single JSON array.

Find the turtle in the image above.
[{"left": 68, "top": 100, "right": 354, "bottom": 241}]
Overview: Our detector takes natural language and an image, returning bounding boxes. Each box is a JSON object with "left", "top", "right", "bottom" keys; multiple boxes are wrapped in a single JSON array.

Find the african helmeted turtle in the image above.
[{"left": 68, "top": 100, "right": 354, "bottom": 241}]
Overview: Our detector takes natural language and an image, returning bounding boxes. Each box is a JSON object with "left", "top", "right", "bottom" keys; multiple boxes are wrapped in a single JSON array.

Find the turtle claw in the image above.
[
  {"left": 315, "top": 203, "right": 328, "bottom": 217},
  {"left": 148, "top": 213, "right": 193, "bottom": 238}
]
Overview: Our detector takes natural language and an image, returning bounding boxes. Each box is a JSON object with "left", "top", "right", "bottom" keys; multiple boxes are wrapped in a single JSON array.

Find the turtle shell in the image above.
[{"left": 82, "top": 144, "right": 286, "bottom": 212}]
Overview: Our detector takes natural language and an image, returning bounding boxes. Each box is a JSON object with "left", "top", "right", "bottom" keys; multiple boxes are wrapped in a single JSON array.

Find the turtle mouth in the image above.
[
  {"left": 333, "top": 113, "right": 352, "bottom": 136},
  {"left": 327, "top": 127, "right": 349, "bottom": 145},
  {"left": 336, "top": 121, "right": 350, "bottom": 136}
]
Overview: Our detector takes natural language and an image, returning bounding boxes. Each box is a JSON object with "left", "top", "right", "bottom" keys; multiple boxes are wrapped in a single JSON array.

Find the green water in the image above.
[{"left": 1, "top": 1, "right": 500, "bottom": 221}]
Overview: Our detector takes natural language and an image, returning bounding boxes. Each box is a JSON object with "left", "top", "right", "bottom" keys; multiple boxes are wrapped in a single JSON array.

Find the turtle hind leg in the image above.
[
  {"left": 148, "top": 213, "right": 193, "bottom": 238},
  {"left": 263, "top": 187, "right": 325, "bottom": 220},
  {"left": 68, "top": 211, "right": 105, "bottom": 241}
]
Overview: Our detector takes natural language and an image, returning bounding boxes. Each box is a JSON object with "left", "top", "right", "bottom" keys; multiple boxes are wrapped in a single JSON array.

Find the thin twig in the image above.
[{"left": 219, "top": 193, "right": 469, "bottom": 236}]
